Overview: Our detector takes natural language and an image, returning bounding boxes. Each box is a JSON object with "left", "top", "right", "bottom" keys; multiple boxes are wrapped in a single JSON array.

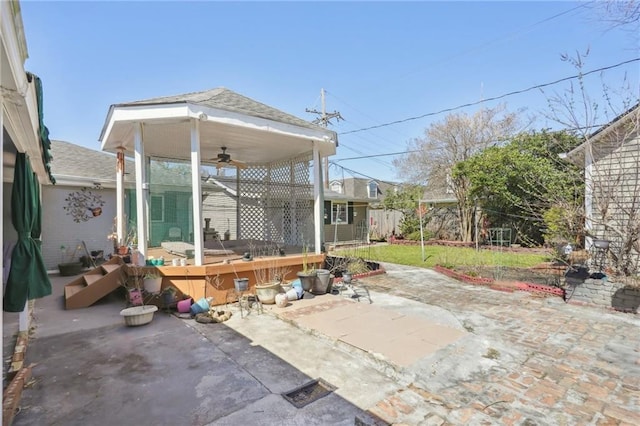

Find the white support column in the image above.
[
  {"left": 134, "top": 123, "right": 148, "bottom": 260},
  {"left": 312, "top": 144, "right": 324, "bottom": 254},
  {"left": 236, "top": 172, "right": 241, "bottom": 239},
  {"left": 190, "top": 119, "right": 204, "bottom": 265},
  {"left": 116, "top": 147, "right": 126, "bottom": 249}
]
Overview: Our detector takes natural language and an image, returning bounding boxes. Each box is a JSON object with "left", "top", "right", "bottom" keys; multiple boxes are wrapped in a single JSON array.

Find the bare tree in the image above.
[
  {"left": 589, "top": 0, "right": 640, "bottom": 30},
  {"left": 545, "top": 50, "right": 640, "bottom": 276},
  {"left": 394, "top": 105, "right": 518, "bottom": 242}
]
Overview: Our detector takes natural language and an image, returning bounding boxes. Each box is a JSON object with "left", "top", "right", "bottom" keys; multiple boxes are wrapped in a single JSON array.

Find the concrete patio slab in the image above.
[{"left": 5, "top": 261, "right": 640, "bottom": 425}]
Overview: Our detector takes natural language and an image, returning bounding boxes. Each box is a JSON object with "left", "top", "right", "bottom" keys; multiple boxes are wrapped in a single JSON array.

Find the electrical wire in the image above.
[{"left": 340, "top": 57, "right": 640, "bottom": 136}]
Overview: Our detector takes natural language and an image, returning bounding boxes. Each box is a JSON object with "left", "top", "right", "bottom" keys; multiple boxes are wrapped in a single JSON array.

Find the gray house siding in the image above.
[{"left": 589, "top": 135, "right": 640, "bottom": 271}]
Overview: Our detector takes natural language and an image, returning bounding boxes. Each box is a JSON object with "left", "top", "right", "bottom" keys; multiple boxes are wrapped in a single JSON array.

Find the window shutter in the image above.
[
  {"left": 324, "top": 201, "right": 331, "bottom": 225},
  {"left": 165, "top": 192, "right": 177, "bottom": 223},
  {"left": 348, "top": 202, "right": 354, "bottom": 224}
]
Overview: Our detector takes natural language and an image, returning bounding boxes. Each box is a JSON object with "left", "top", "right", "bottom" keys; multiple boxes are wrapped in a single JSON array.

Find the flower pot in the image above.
[
  {"left": 128, "top": 289, "right": 143, "bottom": 306},
  {"left": 162, "top": 291, "right": 177, "bottom": 307},
  {"left": 177, "top": 298, "right": 192, "bottom": 313},
  {"left": 285, "top": 288, "right": 299, "bottom": 301},
  {"left": 255, "top": 282, "right": 282, "bottom": 304},
  {"left": 120, "top": 305, "right": 158, "bottom": 326},
  {"left": 275, "top": 293, "right": 288, "bottom": 308},
  {"left": 58, "top": 262, "right": 83, "bottom": 276},
  {"left": 190, "top": 297, "right": 212, "bottom": 315},
  {"left": 143, "top": 277, "right": 162, "bottom": 294},
  {"left": 297, "top": 271, "right": 317, "bottom": 292},
  {"left": 234, "top": 277, "right": 249, "bottom": 292},
  {"left": 313, "top": 269, "right": 331, "bottom": 295}
]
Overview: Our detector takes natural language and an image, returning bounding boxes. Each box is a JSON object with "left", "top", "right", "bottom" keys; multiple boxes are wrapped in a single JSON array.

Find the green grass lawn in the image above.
[{"left": 332, "top": 244, "right": 552, "bottom": 269}]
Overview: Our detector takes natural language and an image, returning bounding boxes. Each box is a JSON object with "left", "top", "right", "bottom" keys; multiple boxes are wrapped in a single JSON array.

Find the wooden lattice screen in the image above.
[{"left": 238, "top": 154, "right": 314, "bottom": 247}]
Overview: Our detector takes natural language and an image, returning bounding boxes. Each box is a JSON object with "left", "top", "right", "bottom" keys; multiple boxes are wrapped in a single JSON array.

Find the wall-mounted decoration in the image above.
[{"left": 63, "top": 185, "right": 106, "bottom": 223}]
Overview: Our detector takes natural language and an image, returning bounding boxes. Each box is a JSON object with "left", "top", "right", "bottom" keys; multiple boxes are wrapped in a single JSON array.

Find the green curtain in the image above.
[{"left": 4, "top": 153, "right": 52, "bottom": 312}]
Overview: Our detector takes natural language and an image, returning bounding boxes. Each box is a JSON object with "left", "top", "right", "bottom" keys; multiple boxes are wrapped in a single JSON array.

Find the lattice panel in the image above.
[{"left": 238, "top": 154, "right": 313, "bottom": 246}]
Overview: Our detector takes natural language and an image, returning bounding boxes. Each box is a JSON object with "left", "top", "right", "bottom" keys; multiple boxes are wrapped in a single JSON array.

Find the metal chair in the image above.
[{"left": 590, "top": 239, "right": 610, "bottom": 273}]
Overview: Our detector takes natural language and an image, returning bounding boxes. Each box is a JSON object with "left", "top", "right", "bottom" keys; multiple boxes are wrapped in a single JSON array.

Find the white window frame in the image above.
[
  {"left": 331, "top": 201, "right": 348, "bottom": 225},
  {"left": 150, "top": 194, "right": 165, "bottom": 222},
  {"left": 368, "top": 180, "right": 378, "bottom": 199}
]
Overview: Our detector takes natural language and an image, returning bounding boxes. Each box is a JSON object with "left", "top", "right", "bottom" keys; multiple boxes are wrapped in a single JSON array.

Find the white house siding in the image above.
[
  {"left": 41, "top": 185, "right": 116, "bottom": 270},
  {"left": 589, "top": 135, "right": 640, "bottom": 271},
  {"left": 202, "top": 192, "right": 237, "bottom": 240}
]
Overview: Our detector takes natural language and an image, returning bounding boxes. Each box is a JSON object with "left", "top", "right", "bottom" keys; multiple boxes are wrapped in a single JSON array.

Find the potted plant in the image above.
[
  {"left": 58, "top": 244, "right": 83, "bottom": 276},
  {"left": 344, "top": 257, "right": 370, "bottom": 283},
  {"left": 296, "top": 244, "right": 317, "bottom": 292},
  {"left": 120, "top": 264, "right": 159, "bottom": 326},
  {"left": 107, "top": 217, "right": 136, "bottom": 258},
  {"left": 143, "top": 272, "right": 163, "bottom": 294},
  {"left": 161, "top": 286, "right": 178, "bottom": 308},
  {"left": 253, "top": 247, "right": 290, "bottom": 304}
]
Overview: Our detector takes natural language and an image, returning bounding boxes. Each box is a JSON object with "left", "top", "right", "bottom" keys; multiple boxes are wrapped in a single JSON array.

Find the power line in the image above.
[
  {"left": 306, "top": 88, "right": 343, "bottom": 189},
  {"left": 329, "top": 161, "right": 400, "bottom": 185},
  {"left": 334, "top": 150, "right": 421, "bottom": 161},
  {"left": 340, "top": 57, "right": 640, "bottom": 136}
]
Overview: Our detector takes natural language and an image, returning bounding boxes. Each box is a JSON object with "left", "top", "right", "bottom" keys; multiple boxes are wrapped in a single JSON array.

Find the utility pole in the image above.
[{"left": 306, "top": 88, "right": 343, "bottom": 189}]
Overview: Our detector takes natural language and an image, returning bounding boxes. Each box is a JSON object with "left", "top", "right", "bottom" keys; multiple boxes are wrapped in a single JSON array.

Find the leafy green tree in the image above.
[
  {"left": 393, "top": 105, "right": 518, "bottom": 242},
  {"left": 454, "top": 130, "right": 583, "bottom": 246}
]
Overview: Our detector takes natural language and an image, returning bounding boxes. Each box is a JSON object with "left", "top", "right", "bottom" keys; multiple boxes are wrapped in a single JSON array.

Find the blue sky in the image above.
[{"left": 20, "top": 1, "right": 640, "bottom": 183}]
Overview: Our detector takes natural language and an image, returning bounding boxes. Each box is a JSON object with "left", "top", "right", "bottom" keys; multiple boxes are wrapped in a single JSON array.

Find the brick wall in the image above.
[{"left": 568, "top": 278, "right": 640, "bottom": 313}]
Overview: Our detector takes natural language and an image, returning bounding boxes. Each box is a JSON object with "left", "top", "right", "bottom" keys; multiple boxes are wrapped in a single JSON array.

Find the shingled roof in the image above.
[
  {"left": 50, "top": 140, "right": 135, "bottom": 186},
  {"left": 117, "top": 87, "right": 322, "bottom": 132}
]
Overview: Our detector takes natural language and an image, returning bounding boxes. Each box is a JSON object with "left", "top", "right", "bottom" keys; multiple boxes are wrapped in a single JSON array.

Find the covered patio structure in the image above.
[
  {"left": 98, "top": 88, "right": 337, "bottom": 303},
  {"left": 99, "top": 87, "right": 338, "bottom": 265}
]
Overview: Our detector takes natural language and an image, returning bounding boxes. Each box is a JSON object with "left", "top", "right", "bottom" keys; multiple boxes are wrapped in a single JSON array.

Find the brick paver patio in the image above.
[{"left": 360, "top": 264, "right": 640, "bottom": 425}]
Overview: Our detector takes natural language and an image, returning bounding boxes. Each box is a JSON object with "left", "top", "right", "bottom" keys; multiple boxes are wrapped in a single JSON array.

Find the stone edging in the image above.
[
  {"left": 3, "top": 330, "right": 31, "bottom": 426},
  {"left": 433, "top": 265, "right": 564, "bottom": 297}
]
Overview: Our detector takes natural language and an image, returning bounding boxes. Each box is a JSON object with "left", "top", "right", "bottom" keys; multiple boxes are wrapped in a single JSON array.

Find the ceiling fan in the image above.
[{"left": 210, "top": 146, "right": 247, "bottom": 169}]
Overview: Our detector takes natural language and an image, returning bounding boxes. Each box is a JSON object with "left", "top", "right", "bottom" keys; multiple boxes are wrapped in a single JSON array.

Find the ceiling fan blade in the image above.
[{"left": 230, "top": 159, "right": 247, "bottom": 169}]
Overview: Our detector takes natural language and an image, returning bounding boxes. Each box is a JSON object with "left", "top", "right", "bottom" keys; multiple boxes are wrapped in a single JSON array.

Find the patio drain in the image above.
[{"left": 282, "top": 378, "right": 336, "bottom": 408}]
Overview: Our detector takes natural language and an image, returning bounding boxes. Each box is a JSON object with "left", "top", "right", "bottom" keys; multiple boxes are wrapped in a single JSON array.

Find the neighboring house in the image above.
[
  {"left": 421, "top": 181, "right": 460, "bottom": 241},
  {"left": 42, "top": 140, "right": 135, "bottom": 270},
  {"left": 566, "top": 103, "right": 640, "bottom": 274},
  {"left": 325, "top": 177, "right": 402, "bottom": 244},
  {"left": 323, "top": 189, "right": 369, "bottom": 246}
]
